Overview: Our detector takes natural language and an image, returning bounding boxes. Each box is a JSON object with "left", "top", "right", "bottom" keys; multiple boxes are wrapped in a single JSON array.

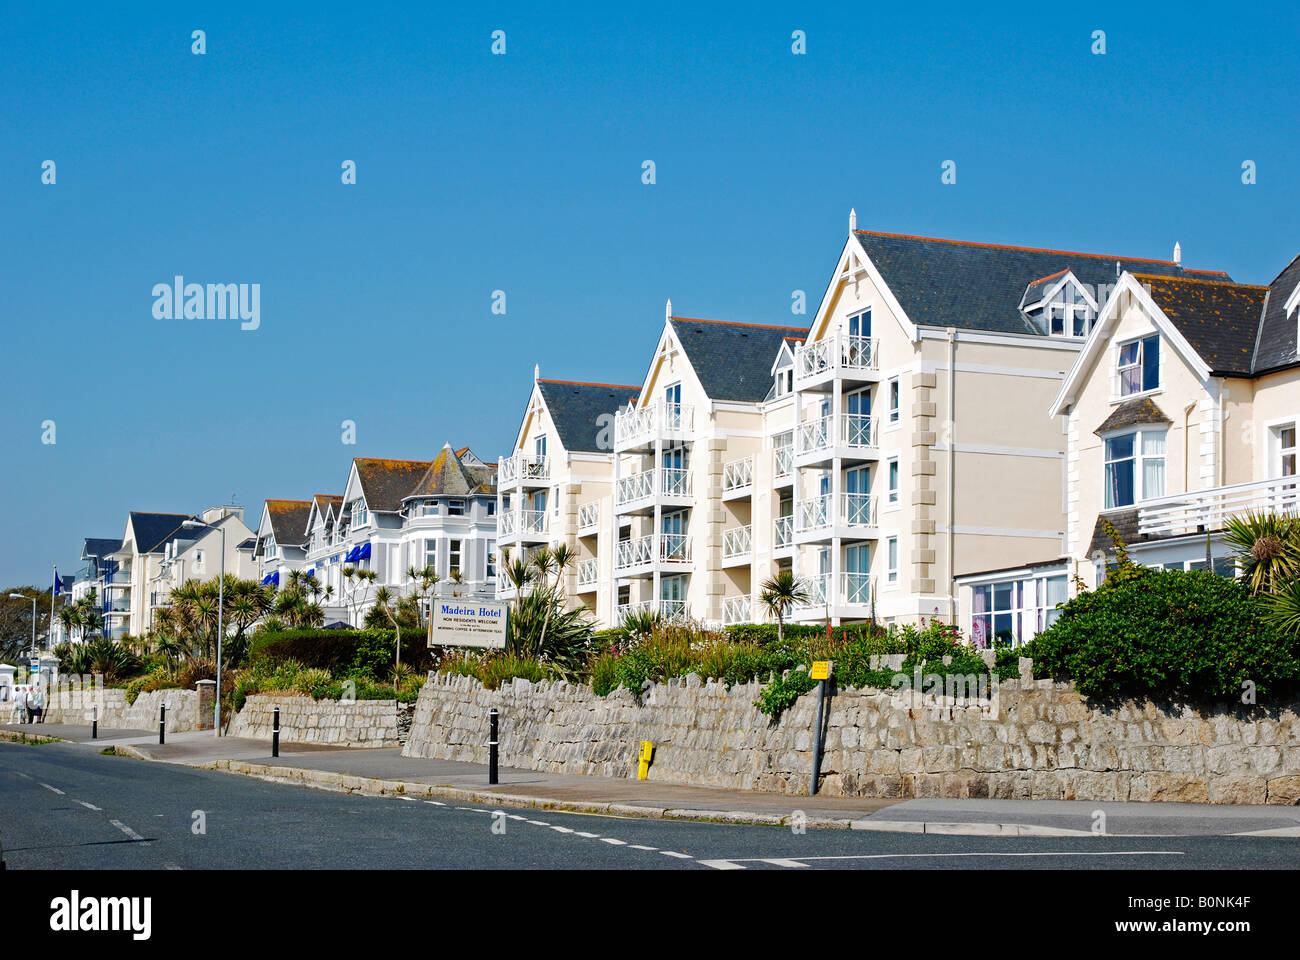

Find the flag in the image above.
[{"left": 53, "top": 567, "right": 62, "bottom": 596}]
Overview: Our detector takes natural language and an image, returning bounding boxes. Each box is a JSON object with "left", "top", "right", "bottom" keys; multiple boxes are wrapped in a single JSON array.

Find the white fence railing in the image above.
[
  {"left": 774, "top": 515, "right": 793, "bottom": 549},
  {"left": 1137, "top": 476, "right": 1300, "bottom": 537},
  {"left": 794, "top": 334, "right": 878, "bottom": 382},
  {"left": 614, "top": 401, "right": 695, "bottom": 448},
  {"left": 722, "top": 457, "right": 753, "bottom": 495},
  {"left": 796, "top": 414, "right": 876, "bottom": 456},
  {"left": 616, "top": 467, "right": 691, "bottom": 505},
  {"left": 774, "top": 444, "right": 794, "bottom": 480},
  {"left": 722, "top": 525, "right": 752, "bottom": 560},
  {"left": 613, "top": 534, "right": 692, "bottom": 571},
  {"left": 617, "top": 599, "right": 687, "bottom": 623},
  {"left": 500, "top": 509, "right": 546, "bottom": 538},
  {"left": 499, "top": 454, "right": 549, "bottom": 485},
  {"left": 722, "top": 596, "right": 751, "bottom": 625},
  {"left": 577, "top": 501, "right": 600, "bottom": 530},
  {"left": 793, "top": 573, "right": 874, "bottom": 609},
  {"left": 577, "top": 558, "right": 598, "bottom": 588}
]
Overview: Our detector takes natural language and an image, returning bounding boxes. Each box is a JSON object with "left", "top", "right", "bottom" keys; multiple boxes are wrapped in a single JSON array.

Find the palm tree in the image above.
[
  {"left": 537, "top": 542, "right": 575, "bottom": 653},
  {"left": 759, "top": 571, "right": 810, "bottom": 642},
  {"left": 1222, "top": 511, "right": 1300, "bottom": 595}
]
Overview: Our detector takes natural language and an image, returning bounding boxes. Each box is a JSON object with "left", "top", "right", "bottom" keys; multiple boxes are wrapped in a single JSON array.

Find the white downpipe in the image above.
[{"left": 947, "top": 328, "right": 957, "bottom": 625}]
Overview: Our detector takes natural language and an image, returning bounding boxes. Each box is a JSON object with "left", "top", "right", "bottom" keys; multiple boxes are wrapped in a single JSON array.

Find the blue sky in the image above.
[{"left": 2, "top": 2, "right": 1297, "bottom": 588}]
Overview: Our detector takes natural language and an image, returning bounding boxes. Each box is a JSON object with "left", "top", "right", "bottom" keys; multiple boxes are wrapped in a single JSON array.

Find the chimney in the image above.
[
  {"left": 665, "top": 299, "right": 672, "bottom": 322},
  {"left": 1173, "top": 242, "right": 1182, "bottom": 266}
]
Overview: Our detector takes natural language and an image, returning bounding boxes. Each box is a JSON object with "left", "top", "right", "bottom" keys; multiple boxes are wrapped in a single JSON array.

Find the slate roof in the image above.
[
  {"left": 853, "top": 230, "right": 1228, "bottom": 335},
  {"left": 126, "top": 512, "right": 194, "bottom": 554},
  {"left": 81, "top": 538, "right": 122, "bottom": 561},
  {"left": 668, "top": 317, "right": 808, "bottom": 403},
  {"left": 353, "top": 458, "right": 434, "bottom": 512},
  {"left": 1253, "top": 253, "right": 1300, "bottom": 375},
  {"left": 407, "top": 444, "right": 497, "bottom": 499},
  {"left": 1094, "top": 397, "right": 1173, "bottom": 436},
  {"left": 536, "top": 379, "right": 641, "bottom": 453},
  {"left": 314, "top": 494, "right": 342, "bottom": 515},
  {"left": 1087, "top": 510, "right": 1142, "bottom": 557},
  {"left": 264, "top": 500, "right": 312, "bottom": 546},
  {"left": 1134, "top": 274, "right": 1269, "bottom": 377}
]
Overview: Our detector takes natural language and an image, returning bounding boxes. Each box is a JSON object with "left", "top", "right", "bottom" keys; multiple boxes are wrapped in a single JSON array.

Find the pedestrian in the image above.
[
  {"left": 30, "top": 685, "right": 44, "bottom": 724},
  {"left": 11, "top": 686, "right": 26, "bottom": 724}
]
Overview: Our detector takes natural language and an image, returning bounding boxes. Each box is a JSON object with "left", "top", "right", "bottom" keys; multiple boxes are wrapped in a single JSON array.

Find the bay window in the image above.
[{"left": 1104, "top": 428, "right": 1166, "bottom": 508}]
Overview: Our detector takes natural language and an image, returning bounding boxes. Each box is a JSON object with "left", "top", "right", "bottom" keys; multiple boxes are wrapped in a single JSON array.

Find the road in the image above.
[{"left": 2, "top": 742, "right": 1298, "bottom": 870}]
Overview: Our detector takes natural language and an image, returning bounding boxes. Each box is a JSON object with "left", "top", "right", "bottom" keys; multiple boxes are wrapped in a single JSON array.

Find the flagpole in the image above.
[{"left": 51, "top": 564, "right": 57, "bottom": 649}]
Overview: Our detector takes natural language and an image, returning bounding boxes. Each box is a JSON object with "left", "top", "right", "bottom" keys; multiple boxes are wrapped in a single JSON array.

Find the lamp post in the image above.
[
  {"left": 182, "top": 519, "right": 225, "bottom": 736},
  {"left": 9, "top": 593, "right": 38, "bottom": 661}
]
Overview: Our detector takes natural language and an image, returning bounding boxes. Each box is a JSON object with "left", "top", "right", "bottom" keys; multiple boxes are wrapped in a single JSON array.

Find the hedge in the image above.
[{"left": 249, "top": 628, "right": 436, "bottom": 677}]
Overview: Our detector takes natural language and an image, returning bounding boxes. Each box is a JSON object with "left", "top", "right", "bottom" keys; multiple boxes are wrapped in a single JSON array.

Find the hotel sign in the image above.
[{"left": 430, "top": 602, "right": 508, "bottom": 649}]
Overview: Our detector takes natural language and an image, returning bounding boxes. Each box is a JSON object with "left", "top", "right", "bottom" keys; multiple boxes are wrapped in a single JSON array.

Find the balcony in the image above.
[
  {"left": 795, "top": 413, "right": 876, "bottom": 468},
  {"left": 773, "top": 445, "right": 794, "bottom": 487},
  {"left": 614, "top": 467, "right": 692, "bottom": 515},
  {"left": 613, "top": 533, "right": 692, "bottom": 577},
  {"left": 722, "top": 595, "right": 752, "bottom": 625},
  {"left": 774, "top": 515, "right": 794, "bottom": 554},
  {"left": 576, "top": 558, "right": 599, "bottom": 593},
  {"left": 794, "top": 493, "right": 878, "bottom": 544},
  {"left": 793, "top": 334, "right": 879, "bottom": 392},
  {"left": 721, "top": 457, "right": 753, "bottom": 500},
  {"left": 499, "top": 454, "right": 550, "bottom": 488},
  {"left": 721, "top": 524, "right": 752, "bottom": 567},
  {"left": 614, "top": 401, "right": 695, "bottom": 452},
  {"left": 617, "top": 599, "right": 687, "bottom": 623},
  {"left": 1137, "top": 476, "right": 1300, "bottom": 538},
  {"left": 791, "top": 572, "right": 875, "bottom": 620},
  {"left": 499, "top": 509, "right": 548, "bottom": 543},
  {"left": 577, "top": 501, "right": 600, "bottom": 535}
]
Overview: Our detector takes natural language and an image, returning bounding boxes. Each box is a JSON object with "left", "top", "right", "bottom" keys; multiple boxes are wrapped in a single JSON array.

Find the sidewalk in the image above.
[{"left": 16, "top": 722, "right": 1300, "bottom": 837}]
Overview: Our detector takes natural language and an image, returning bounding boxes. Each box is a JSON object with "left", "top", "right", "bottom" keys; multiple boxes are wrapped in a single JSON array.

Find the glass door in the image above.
[
  {"left": 845, "top": 466, "right": 871, "bottom": 524},
  {"left": 661, "top": 510, "right": 687, "bottom": 560},
  {"left": 846, "top": 388, "right": 872, "bottom": 445},
  {"left": 845, "top": 544, "right": 870, "bottom": 603}
]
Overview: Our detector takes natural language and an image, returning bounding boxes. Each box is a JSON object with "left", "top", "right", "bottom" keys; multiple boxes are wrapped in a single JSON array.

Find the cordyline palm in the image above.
[
  {"left": 372, "top": 586, "right": 404, "bottom": 684},
  {"left": 536, "top": 542, "right": 575, "bottom": 653},
  {"left": 1222, "top": 511, "right": 1300, "bottom": 596},
  {"left": 760, "top": 571, "right": 810, "bottom": 642}
]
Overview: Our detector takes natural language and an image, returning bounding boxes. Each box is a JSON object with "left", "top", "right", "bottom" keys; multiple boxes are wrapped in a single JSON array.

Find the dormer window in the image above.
[
  {"left": 350, "top": 499, "right": 369, "bottom": 528},
  {"left": 774, "top": 368, "right": 793, "bottom": 397},
  {"left": 1023, "top": 271, "right": 1097, "bottom": 337},
  {"left": 1117, "top": 335, "right": 1160, "bottom": 397}
]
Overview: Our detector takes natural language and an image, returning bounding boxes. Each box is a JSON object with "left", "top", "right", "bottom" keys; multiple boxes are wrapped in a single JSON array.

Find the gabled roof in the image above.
[
  {"left": 264, "top": 500, "right": 312, "bottom": 546},
  {"left": 1253, "top": 253, "right": 1300, "bottom": 374},
  {"left": 314, "top": 494, "right": 342, "bottom": 515},
  {"left": 1094, "top": 397, "right": 1173, "bottom": 436},
  {"left": 81, "top": 538, "right": 122, "bottom": 561},
  {"left": 407, "top": 443, "right": 497, "bottom": 499},
  {"left": 852, "top": 230, "right": 1228, "bottom": 335},
  {"left": 1134, "top": 274, "right": 1269, "bottom": 377},
  {"left": 352, "top": 458, "right": 433, "bottom": 512},
  {"left": 535, "top": 379, "right": 641, "bottom": 453},
  {"left": 126, "top": 512, "right": 194, "bottom": 554},
  {"left": 667, "top": 317, "right": 807, "bottom": 403}
]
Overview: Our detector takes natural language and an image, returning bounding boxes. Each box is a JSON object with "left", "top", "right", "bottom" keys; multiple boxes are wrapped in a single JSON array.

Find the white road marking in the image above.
[
  {"left": 575, "top": 831, "right": 600, "bottom": 838},
  {"left": 700, "top": 850, "right": 1185, "bottom": 869},
  {"left": 550, "top": 826, "right": 574, "bottom": 834},
  {"left": 423, "top": 800, "right": 446, "bottom": 806},
  {"left": 600, "top": 838, "right": 626, "bottom": 846},
  {"left": 109, "top": 819, "right": 149, "bottom": 844},
  {"left": 630, "top": 844, "right": 658, "bottom": 851},
  {"left": 164, "top": 863, "right": 182, "bottom": 871},
  {"left": 74, "top": 800, "right": 102, "bottom": 811},
  {"left": 40, "top": 783, "right": 65, "bottom": 795},
  {"left": 526, "top": 820, "right": 549, "bottom": 826},
  {"left": 660, "top": 851, "right": 694, "bottom": 859},
  {"left": 14, "top": 771, "right": 33, "bottom": 779}
]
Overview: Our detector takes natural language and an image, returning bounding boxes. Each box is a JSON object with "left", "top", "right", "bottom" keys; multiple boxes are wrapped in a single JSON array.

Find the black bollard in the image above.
[
  {"left": 92, "top": 703, "right": 98, "bottom": 740},
  {"left": 272, "top": 706, "right": 280, "bottom": 758},
  {"left": 488, "top": 707, "right": 499, "bottom": 785},
  {"left": 159, "top": 702, "right": 166, "bottom": 745}
]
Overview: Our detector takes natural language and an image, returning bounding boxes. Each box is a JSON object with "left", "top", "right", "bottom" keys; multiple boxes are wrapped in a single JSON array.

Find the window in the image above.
[
  {"left": 447, "top": 500, "right": 465, "bottom": 517},
  {"left": 424, "top": 539, "right": 438, "bottom": 573},
  {"left": 351, "top": 500, "right": 369, "bottom": 528},
  {"left": 535, "top": 435, "right": 547, "bottom": 459},
  {"left": 486, "top": 499, "right": 497, "bottom": 516},
  {"left": 888, "top": 378, "right": 900, "bottom": 424},
  {"left": 887, "top": 537, "right": 898, "bottom": 585},
  {"left": 971, "top": 574, "right": 1067, "bottom": 648},
  {"left": 1117, "top": 335, "right": 1160, "bottom": 396},
  {"left": 448, "top": 539, "right": 462, "bottom": 578},
  {"left": 486, "top": 540, "right": 497, "bottom": 580},
  {"left": 887, "top": 458, "right": 899, "bottom": 504},
  {"left": 1104, "top": 428, "right": 1166, "bottom": 508},
  {"left": 774, "top": 367, "right": 793, "bottom": 397},
  {"left": 1276, "top": 424, "right": 1297, "bottom": 478}
]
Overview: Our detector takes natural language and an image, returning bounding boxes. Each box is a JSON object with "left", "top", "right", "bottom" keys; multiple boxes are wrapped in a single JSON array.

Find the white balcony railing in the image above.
[
  {"left": 577, "top": 558, "right": 599, "bottom": 588},
  {"left": 614, "top": 401, "right": 695, "bottom": 448},
  {"left": 615, "top": 467, "right": 691, "bottom": 506},
  {"left": 614, "top": 534, "right": 691, "bottom": 571},
  {"left": 793, "top": 573, "right": 874, "bottom": 610},
  {"left": 1137, "top": 476, "right": 1300, "bottom": 537},
  {"left": 723, "top": 596, "right": 751, "bottom": 625},
  {"left": 796, "top": 414, "right": 875, "bottom": 456},
  {"left": 774, "top": 445, "right": 794, "bottom": 480},
  {"left": 774, "top": 515, "right": 793, "bottom": 549},
  {"left": 794, "top": 334, "right": 878, "bottom": 382},
  {"left": 577, "top": 501, "right": 600, "bottom": 531},
  {"left": 500, "top": 509, "right": 547, "bottom": 538},
  {"left": 796, "top": 494, "right": 876, "bottom": 533},
  {"left": 499, "top": 454, "right": 550, "bottom": 485},
  {"left": 722, "top": 524, "right": 752, "bottom": 560},
  {"left": 722, "top": 457, "right": 753, "bottom": 495},
  {"left": 617, "top": 599, "right": 687, "bottom": 623}
]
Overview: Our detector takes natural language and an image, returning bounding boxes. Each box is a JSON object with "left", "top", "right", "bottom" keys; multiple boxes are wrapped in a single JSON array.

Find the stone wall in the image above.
[
  {"left": 39, "top": 687, "right": 202, "bottom": 733},
  {"left": 229, "top": 693, "right": 407, "bottom": 747},
  {"left": 403, "top": 670, "right": 1300, "bottom": 805}
]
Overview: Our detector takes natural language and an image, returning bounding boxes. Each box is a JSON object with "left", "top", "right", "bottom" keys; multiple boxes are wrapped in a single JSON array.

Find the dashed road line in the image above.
[
  {"left": 575, "top": 831, "right": 600, "bottom": 838},
  {"left": 630, "top": 844, "right": 657, "bottom": 851},
  {"left": 660, "top": 851, "right": 694, "bottom": 859},
  {"left": 109, "top": 819, "right": 149, "bottom": 845},
  {"left": 600, "top": 838, "right": 626, "bottom": 846},
  {"left": 40, "top": 783, "right": 65, "bottom": 795},
  {"left": 699, "top": 850, "right": 1185, "bottom": 869},
  {"left": 74, "top": 800, "right": 102, "bottom": 811}
]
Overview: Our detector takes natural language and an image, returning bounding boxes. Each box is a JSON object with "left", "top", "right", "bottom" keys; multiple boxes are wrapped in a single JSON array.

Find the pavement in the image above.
[{"left": 8, "top": 721, "right": 1300, "bottom": 838}]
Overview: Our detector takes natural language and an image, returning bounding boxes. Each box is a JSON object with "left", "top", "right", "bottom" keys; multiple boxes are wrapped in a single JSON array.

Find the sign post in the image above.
[{"left": 809, "top": 661, "right": 833, "bottom": 796}]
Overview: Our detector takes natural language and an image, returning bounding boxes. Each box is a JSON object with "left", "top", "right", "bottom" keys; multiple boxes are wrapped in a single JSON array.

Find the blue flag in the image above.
[{"left": 53, "top": 568, "right": 62, "bottom": 595}]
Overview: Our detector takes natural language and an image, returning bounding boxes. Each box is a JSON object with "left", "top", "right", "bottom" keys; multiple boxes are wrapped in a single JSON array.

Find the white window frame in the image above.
[
  {"left": 886, "top": 458, "right": 899, "bottom": 506},
  {"left": 886, "top": 537, "right": 898, "bottom": 585},
  {"left": 1115, "top": 334, "right": 1160, "bottom": 398},
  {"left": 888, "top": 377, "right": 900, "bottom": 424},
  {"left": 1103, "top": 427, "right": 1167, "bottom": 509}
]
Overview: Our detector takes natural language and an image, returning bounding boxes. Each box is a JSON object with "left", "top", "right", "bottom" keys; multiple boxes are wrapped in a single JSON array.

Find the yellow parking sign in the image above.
[{"left": 810, "top": 661, "right": 832, "bottom": 680}]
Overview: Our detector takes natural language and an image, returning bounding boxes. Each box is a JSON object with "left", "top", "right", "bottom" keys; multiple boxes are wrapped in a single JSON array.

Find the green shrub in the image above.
[
  {"left": 439, "top": 650, "right": 551, "bottom": 690},
  {"left": 1024, "top": 566, "right": 1300, "bottom": 702},
  {"left": 753, "top": 668, "right": 818, "bottom": 719},
  {"left": 124, "top": 667, "right": 180, "bottom": 705},
  {"left": 249, "top": 628, "right": 434, "bottom": 678}
]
